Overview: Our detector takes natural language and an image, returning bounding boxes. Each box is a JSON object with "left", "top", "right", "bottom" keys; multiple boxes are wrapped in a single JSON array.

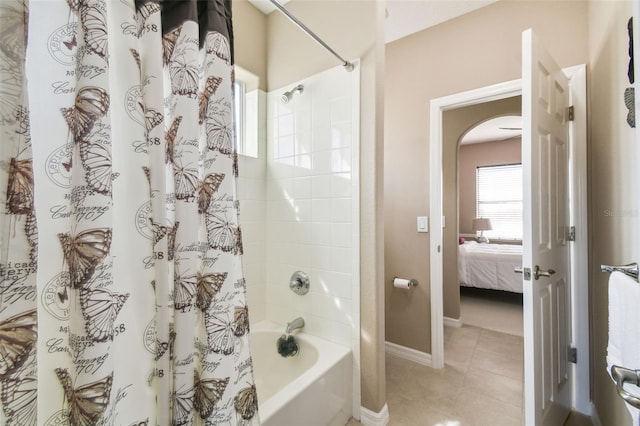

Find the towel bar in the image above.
[
  {"left": 600, "top": 262, "right": 639, "bottom": 282},
  {"left": 611, "top": 365, "right": 640, "bottom": 409}
]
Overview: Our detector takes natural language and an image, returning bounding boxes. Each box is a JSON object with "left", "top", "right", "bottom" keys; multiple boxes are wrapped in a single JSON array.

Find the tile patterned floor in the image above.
[{"left": 347, "top": 324, "right": 592, "bottom": 426}]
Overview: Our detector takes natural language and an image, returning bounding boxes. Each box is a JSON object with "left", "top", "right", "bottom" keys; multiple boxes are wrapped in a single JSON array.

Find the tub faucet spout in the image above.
[{"left": 286, "top": 317, "right": 305, "bottom": 334}]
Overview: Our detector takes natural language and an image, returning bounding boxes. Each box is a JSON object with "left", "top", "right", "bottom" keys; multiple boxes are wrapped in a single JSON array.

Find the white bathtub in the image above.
[{"left": 250, "top": 321, "right": 352, "bottom": 426}]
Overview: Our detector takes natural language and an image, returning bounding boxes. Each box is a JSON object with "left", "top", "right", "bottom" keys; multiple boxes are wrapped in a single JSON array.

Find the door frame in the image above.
[{"left": 428, "top": 65, "right": 589, "bottom": 413}]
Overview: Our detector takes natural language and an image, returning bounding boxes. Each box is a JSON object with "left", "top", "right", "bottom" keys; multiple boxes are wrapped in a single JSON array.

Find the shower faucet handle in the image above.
[{"left": 289, "top": 271, "right": 310, "bottom": 295}]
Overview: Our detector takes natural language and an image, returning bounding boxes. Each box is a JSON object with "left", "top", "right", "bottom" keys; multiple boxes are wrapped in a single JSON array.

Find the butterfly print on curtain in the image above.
[
  {"left": 149, "top": 218, "right": 168, "bottom": 247},
  {"left": 165, "top": 115, "right": 182, "bottom": 164},
  {"left": 195, "top": 272, "right": 226, "bottom": 312},
  {"left": 79, "top": 141, "right": 118, "bottom": 195},
  {"left": 233, "top": 304, "right": 249, "bottom": 337},
  {"left": 1, "top": 372, "right": 37, "bottom": 426},
  {"left": 194, "top": 371, "right": 229, "bottom": 419},
  {"left": 204, "top": 311, "right": 235, "bottom": 355},
  {"left": 197, "top": 173, "right": 224, "bottom": 214},
  {"left": 205, "top": 32, "right": 231, "bottom": 66},
  {"left": 55, "top": 368, "right": 112, "bottom": 426},
  {"left": 0, "top": 309, "right": 37, "bottom": 379},
  {"left": 79, "top": 286, "right": 129, "bottom": 342},
  {"left": 198, "top": 76, "right": 223, "bottom": 125},
  {"left": 6, "top": 155, "right": 34, "bottom": 215},
  {"left": 167, "top": 221, "right": 179, "bottom": 261},
  {"left": 205, "top": 100, "right": 233, "bottom": 155},
  {"left": 144, "top": 107, "right": 163, "bottom": 134},
  {"left": 172, "top": 384, "right": 194, "bottom": 426},
  {"left": 58, "top": 228, "right": 112, "bottom": 289},
  {"left": 80, "top": 1, "right": 108, "bottom": 61},
  {"left": 173, "top": 270, "right": 197, "bottom": 311},
  {"left": 155, "top": 330, "right": 175, "bottom": 361},
  {"left": 161, "top": 27, "right": 181, "bottom": 66},
  {"left": 169, "top": 53, "right": 199, "bottom": 97},
  {"left": 205, "top": 212, "right": 243, "bottom": 255},
  {"left": 234, "top": 384, "right": 258, "bottom": 422},
  {"left": 60, "top": 86, "right": 110, "bottom": 142},
  {"left": 173, "top": 160, "right": 199, "bottom": 201}
]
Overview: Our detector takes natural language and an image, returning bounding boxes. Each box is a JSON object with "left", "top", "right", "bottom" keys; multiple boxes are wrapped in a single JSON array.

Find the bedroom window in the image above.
[{"left": 476, "top": 164, "right": 523, "bottom": 240}]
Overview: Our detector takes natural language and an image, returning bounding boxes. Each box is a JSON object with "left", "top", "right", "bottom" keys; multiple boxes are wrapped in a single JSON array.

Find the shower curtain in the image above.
[{"left": 0, "top": 0, "right": 257, "bottom": 424}]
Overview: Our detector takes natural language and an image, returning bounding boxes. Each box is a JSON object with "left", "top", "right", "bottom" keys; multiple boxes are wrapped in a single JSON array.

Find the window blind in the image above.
[{"left": 476, "top": 164, "right": 523, "bottom": 240}]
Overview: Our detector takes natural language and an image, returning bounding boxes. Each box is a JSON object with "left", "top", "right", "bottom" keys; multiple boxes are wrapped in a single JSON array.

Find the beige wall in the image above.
[
  {"left": 265, "top": 0, "right": 386, "bottom": 413},
  {"left": 232, "top": 0, "right": 268, "bottom": 90},
  {"left": 385, "top": 1, "right": 588, "bottom": 353},
  {"left": 588, "top": 0, "right": 637, "bottom": 423},
  {"left": 442, "top": 98, "right": 521, "bottom": 320},
  {"left": 458, "top": 139, "right": 522, "bottom": 235}
]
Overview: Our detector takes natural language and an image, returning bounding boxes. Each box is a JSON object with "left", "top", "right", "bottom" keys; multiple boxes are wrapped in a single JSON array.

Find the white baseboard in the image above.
[
  {"left": 360, "top": 403, "right": 389, "bottom": 426},
  {"left": 444, "top": 316, "right": 462, "bottom": 328},
  {"left": 384, "top": 341, "right": 432, "bottom": 367},
  {"left": 590, "top": 403, "right": 603, "bottom": 426}
]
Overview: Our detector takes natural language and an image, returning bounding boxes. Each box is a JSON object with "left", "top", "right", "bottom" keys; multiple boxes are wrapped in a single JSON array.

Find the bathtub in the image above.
[{"left": 250, "top": 321, "right": 353, "bottom": 426}]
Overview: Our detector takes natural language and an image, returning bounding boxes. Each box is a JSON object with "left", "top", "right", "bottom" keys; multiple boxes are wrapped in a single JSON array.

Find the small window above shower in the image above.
[{"left": 234, "top": 65, "right": 265, "bottom": 158}]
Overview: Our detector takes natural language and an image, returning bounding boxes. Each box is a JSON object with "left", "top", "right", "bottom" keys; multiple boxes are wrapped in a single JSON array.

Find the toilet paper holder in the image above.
[{"left": 393, "top": 276, "right": 418, "bottom": 287}]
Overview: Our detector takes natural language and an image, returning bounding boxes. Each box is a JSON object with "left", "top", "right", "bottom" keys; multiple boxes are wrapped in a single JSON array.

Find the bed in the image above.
[{"left": 458, "top": 241, "right": 523, "bottom": 293}]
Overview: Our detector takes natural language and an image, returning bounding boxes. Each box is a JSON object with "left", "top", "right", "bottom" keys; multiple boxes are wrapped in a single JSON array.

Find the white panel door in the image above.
[{"left": 522, "top": 29, "right": 572, "bottom": 426}]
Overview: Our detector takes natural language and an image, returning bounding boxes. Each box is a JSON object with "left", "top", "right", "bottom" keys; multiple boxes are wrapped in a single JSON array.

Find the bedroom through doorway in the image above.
[{"left": 457, "top": 114, "right": 524, "bottom": 337}]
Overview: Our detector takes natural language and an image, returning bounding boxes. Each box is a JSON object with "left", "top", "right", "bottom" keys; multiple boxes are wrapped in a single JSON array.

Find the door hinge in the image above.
[
  {"left": 567, "top": 226, "right": 576, "bottom": 242},
  {"left": 569, "top": 346, "right": 577, "bottom": 364},
  {"left": 566, "top": 106, "right": 574, "bottom": 122}
]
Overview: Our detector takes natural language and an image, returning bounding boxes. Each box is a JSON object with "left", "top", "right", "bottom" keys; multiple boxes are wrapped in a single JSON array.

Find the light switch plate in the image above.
[{"left": 417, "top": 216, "right": 428, "bottom": 233}]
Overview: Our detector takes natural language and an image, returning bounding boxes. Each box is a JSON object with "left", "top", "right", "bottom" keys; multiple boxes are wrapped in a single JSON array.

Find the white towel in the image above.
[{"left": 607, "top": 271, "right": 640, "bottom": 424}]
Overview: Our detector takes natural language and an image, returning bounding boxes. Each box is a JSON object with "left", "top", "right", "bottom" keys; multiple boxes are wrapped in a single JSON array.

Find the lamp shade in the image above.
[{"left": 472, "top": 218, "right": 492, "bottom": 232}]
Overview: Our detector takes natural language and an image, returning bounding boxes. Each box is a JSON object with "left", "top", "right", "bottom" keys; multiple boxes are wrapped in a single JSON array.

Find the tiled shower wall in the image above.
[
  {"left": 237, "top": 64, "right": 361, "bottom": 415},
  {"left": 238, "top": 65, "right": 359, "bottom": 347},
  {"left": 264, "top": 65, "right": 359, "bottom": 349}
]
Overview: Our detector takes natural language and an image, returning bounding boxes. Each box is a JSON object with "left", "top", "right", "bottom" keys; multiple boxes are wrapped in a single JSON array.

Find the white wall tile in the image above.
[
  {"left": 290, "top": 243, "right": 311, "bottom": 270},
  {"left": 311, "top": 175, "right": 332, "bottom": 199},
  {"left": 331, "top": 223, "right": 352, "bottom": 248},
  {"left": 311, "top": 245, "right": 332, "bottom": 270},
  {"left": 277, "top": 134, "right": 295, "bottom": 158},
  {"left": 311, "top": 222, "right": 332, "bottom": 246},
  {"left": 331, "top": 248, "right": 352, "bottom": 274},
  {"left": 331, "top": 198, "right": 352, "bottom": 223},
  {"left": 293, "top": 222, "right": 312, "bottom": 245},
  {"left": 312, "top": 199, "right": 331, "bottom": 222},
  {"left": 331, "top": 122, "right": 352, "bottom": 149},
  {"left": 331, "top": 147, "right": 351, "bottom": 173},
  {"left": 330, "top": 97, "right": 352, "bottom": 124},
  {"left": 295, "top": 109, "right": 312, "bottom": 135},
  {"left": 295, "top": 199, "right": 312, "bottom": 222},
  {"left": 312, "top": 149, "right": 331, "bottom": 175},
  {"left": 293, "top": 177, "right": 312, "bottom": 199},
  {"left": 331, "top": 173, "right": 351, "bottom": 198},
  {"left": 295, "top": 132, "right": 312, "bottom": 157}
]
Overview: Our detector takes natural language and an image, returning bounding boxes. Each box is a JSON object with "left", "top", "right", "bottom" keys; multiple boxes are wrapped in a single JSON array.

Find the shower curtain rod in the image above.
[{"left": 268, "top": 0, "right": 355, "bottom": 72}]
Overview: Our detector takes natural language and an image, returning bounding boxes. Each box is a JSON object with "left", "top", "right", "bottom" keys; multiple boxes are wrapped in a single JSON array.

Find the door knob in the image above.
[{"left": 534, "top": 265, "right": 555, "bottom": 280}]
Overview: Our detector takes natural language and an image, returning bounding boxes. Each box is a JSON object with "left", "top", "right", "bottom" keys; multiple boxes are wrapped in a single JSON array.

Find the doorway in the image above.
[
  {"left": 428, "top": 65, "right": 590, "bottom": 417},
  {"left": 442, "top": 98, "right": 522, "bottom": 331}
]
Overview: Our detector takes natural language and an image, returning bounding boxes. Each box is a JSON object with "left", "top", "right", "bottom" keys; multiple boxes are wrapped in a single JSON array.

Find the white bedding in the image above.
[{"left": 458, "top": 241, "right": 523, "bottom": 293}]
